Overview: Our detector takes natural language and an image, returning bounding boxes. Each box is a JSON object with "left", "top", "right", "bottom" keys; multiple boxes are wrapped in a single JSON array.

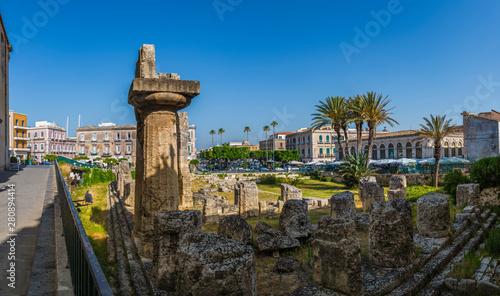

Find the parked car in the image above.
[{"left": 275, "top": 167, "right": 285, "bottom": 172}]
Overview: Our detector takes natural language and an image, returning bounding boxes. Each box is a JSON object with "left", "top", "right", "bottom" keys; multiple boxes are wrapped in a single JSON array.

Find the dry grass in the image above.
[{"left": 60, "top": 163, "right": 72, "bottom": 179}]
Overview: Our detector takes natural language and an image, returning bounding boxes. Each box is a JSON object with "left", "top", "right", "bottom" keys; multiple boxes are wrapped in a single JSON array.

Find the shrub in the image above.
[
  {"left": 443, "top": 170, "right": 471, "bottom": 204},
  {"left": 131, "top": 170, "right": 136, "bottom": 180},
  {"left": 406, "top": 185, "right": 442, "bottom": 202},
  {"left": 217, "top": 173, "right": 228, "bottom": 179},
  {"left": 324, "top": 177, "right": 331, "bottom": 182},
  {"left": 485, "top": 227, "right": 500, "bottom": 258},
  {"left": 338, "top": 153, "right": 375, "bottom": 189},
  {"left": 58, "top": 160, "right": 66, "bottom": 166},
  {"left": 260, "top": 174, "right": 277, "bottom": 185},
  {"left": 9, "top": 157, "right": 17, "bottom": 163},
  {"left": 290, "top": 178, "right": 302, "bottom": 187},
  {"left": 470, "top": 156, "right": 500, "bottom": 189}
]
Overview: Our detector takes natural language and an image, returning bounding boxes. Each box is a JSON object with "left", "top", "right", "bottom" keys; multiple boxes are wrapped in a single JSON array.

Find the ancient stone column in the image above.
[
  {"left": 128, "top": 44, "right": 200, "bottom": 257},
  {"left": 177, "top": 112, "right": 193, "bottom": 208},
  {"left": 330, "top": 191, "right": 356, "bottom": 218},
  {"left": 369, "top": 199, "right": 415, "bottom": 268},
  {"left": 279, "top": 199, "right": 311, "bottom": 239},
  {"left": 417, "top": 193, "right": 450, "bottom": 238},
  {"left": 133, "top": 126, "right": 144, "bottom": 238},
  {"left": 312, "top": 216, "right": 364, "bottom": 295},
  {"left": 217, "top": 215, "right": 253, "bottom": 245},
  {"left": 117, "top": 160, "right": 131, "bottom": 198},
  {"left": 234, "top": 181, "right": 259, "bottom": 218},
  {"left": 175, "top": 233, "right": 257, "bottom": 296},
  {"left": 281, "top": 183, "right": 302, "bottom": 202},
  {"left": 456, "top": 183, "right": 480, "bottom": 208},
  {"left": 387, "top": 175, "right": 407, "bottom": 200},
  {"left": 152, "top": 210, "right": 202, "bottom": 292},
  {"left": 361, "top": 182, "right": 385, "bottom": 212}
]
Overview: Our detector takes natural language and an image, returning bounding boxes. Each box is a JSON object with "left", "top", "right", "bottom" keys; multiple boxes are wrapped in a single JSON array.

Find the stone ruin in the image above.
[
  {"left": 279, "top": 199, "right": 311, "bottom": 239},
  {"left": 217, "top": 215, "right": 253, "bottom": 245},
  {"left": 281, "top": 183, "right": 302, "bottom": 202},
  {"left": 235, "top": 181, "right": 259, "bottom": 218},
  {"left": 456, "top": 183, "right": 480, "bottom": 208},
  {"left": 417, "top": 193, "right": 450, "bottom": 238},
  {"left": 369, "top": 198, "right": 415, "bottom": 268},
  {"left": 330, "top": 191, "right": 356, "bottom": 219},
  {"left": 116, "top": 160, "right": 135, "bottom": 206},
  {"left": 128, "top": 44, "right": 200, "bottom": 258},
  {"left": 359, "top": 176, "right": 385, "bottom": 212},
  {"left": 387, "top": 174, "right": 407, "bottom": 200},
  {"left": 254, "top": 221, "right": 300, "bottom": 254},
  {"left": 312, "top": 216, "right": 364, "bottom": 295}
]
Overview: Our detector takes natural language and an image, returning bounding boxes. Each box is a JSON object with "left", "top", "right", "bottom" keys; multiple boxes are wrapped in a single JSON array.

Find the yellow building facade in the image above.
[{"left": 9, "top": 110, "right": 29, "bottom": 159}]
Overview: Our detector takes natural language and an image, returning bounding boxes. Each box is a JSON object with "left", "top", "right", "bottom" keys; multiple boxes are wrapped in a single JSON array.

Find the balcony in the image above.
[
  {"left": 14, "top": 137, "right": 30, "bottom": 141},
  {"left": 103, "top": 139, "right": 109, "bottom": 142},
  {"left": 91, "top": 138, "right": 97, "bottom": 142},
  {"left": 14, "top": 125, "right": 28, "bottom": 130},
  {"left": 125, "top": 138, "right": 132, "bottom": 142},
  {"left": 91, "top": 152, "right": 98, "bottom": 155},
  {"left": 114, "top": 138, "right": 121, "bottom": 142},
  {"left": 79, "top": 153, "right": 86, "bottom": 155},
  {"left": 13, "top": 148, "right": 30, "bottom": 152}
]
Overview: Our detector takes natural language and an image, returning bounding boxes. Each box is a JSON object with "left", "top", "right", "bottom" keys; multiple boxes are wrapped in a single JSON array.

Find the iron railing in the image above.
[{"left": 55, "top": 162, "right": 113, "bottom": 295}]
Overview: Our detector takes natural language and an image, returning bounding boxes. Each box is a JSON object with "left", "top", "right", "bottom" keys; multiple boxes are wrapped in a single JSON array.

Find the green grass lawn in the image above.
[
  {"left": 257, "top": 179, "right": 355, "bottom": 199},
  {"left": 71, "top": 182, "right": 118, "bottom": 288}
]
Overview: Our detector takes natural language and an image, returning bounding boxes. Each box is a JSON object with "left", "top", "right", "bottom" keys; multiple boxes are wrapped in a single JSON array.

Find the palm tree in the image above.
[
  {"left": 362, "top": 92, "right": 399, "bottom": 165},
  {"left": 209, "top": 130, "right": 216, "bottom": 146},
  {"left": 270, "top": 121, "right": 278, "bottom": 164},
  {"left": 419, "top": 114, "right": 455, "bottom": 187},
  {"left": 218, "top": 128, "right": 225, "bottom": 145},
  {"left": 338, "top": 153, "right": 375, "bottom": 188},
  {"left": 244, "top": 126, "right": 251, "bottom": 142},
  {"left": 263, "top": 125, "right": 270, "bottom": 161},
  {"left": 311, "top": 96, "right": 348, "bottom": 160},
  {"left": 348, "top": 95, "right": 366, "bottom": 156}
]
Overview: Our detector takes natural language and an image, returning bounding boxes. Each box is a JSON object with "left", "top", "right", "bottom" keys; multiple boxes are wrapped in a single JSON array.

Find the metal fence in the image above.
[{"left": 55, "top": 162, "right": 113, "bottom": 295}]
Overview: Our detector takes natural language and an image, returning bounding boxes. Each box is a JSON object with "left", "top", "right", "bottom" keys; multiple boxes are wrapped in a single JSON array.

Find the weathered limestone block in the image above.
[
  {"left": 278, "top": 200, "right": 284, "bottom": 212},
  {"left": 480, "top": 187, "right": 500, "bottom": 207},
  {"left": 117, "top": 160, "right": 131, "bottom": 197},
  {"left": 281, "top": 183, "right": 302, "bottom": 202},
  {"left": 389, "top": 175, "right": 407, "bottom": 190},
  {"left": 217, "top": 215, "right": 253, "bottom": 245},
  {"left": 152, "top": 210, "right": 202, "bottom": 291},
  {"left": 358, "top": 176, "right": 377, "bottom": 203},
  {"left": 312, "top": 216, "right": 364, "bottom": 295},
  {"left": 123, "top": 179, "right": 135, "bottom": 207},
  {"left": 203, "top": 197, "right": 220, "bottom": 224},
  {"left": 456, "top": 183, "right": 480, "bottom": 208},
  {"left": 387, "top": 189, "right": 407, "bottom": 200},
  {"left": 361, "top": 182, "right": 385, "bottom": 212},
  {"left": 338, "top": 208, "right": 356, "bottom": 220},
  {"left": 330, "top": 191, "right": 356, "bottom": 218},
  {"left": 177, "top": 112, "right": 193, "bottom": 208},
  {"left": 369, "top": 199, "right": 415, "bottom": 268},
  {"left": 175, "top": 233, "right": 257, "bottom": 296},
  {"left": 259, "top": 201, "right": 267, "bottom": 214},
  {"left": 417, "top": 193, "right": 450, "bottom": 238},
  {"left": 279, "top": 200, "right": 311, "bottom": 239},
  {"left": 254, "top": 222, "right": 300, "bottom": 252},
  {"left": 234, "top": 181, "right": 259, "bottom": 218},
  {"left": 275, "top": 257, "right": 300, "bottom": 273}
]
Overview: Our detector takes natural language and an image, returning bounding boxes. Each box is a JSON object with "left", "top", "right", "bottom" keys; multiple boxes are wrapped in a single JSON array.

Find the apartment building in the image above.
[{"left": 28, "top": 121, "right": 77, "bottom": 161}]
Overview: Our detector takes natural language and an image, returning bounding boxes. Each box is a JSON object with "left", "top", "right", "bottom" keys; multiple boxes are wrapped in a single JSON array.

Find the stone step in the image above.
[
  {"left": 108, "top": 184, "right": 134, "bottom": 296},
  {"left": 387, "top": 212, "right": 498, "bottom": 296},
  {"left": 416, "top": 213, "right": 498, "bottom": 296}
]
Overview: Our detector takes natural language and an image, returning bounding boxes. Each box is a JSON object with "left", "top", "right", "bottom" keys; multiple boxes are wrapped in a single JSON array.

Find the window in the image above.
[
  {"left": 105, "top": 133, "right": 109, "bottom": 140},
  {"left": 451, "top": 142, "right": 456, "bottom": 157},
  {"left": 458, "top": 142, "right": 463, "bottom": 156},
  {"left": 81, "top": 134, "right": 85, "bottom": 141},
  {"left": 307, "top": 136, "right": 310, "bottom": 143},
  {"left": 92, "top": 133, "right": 96, "bottom": 140},
  {"left": 41, "top": 144, "right": 44, "bottom": 151},
  {"left": 302, "top": 136, "right": 305, "bottom": 143},
  {"left": 319, "top": 135, "right": 323, "bottom": 143},
  {"left": 397, "top": 143, "right": 403, "bottom": 158},
  {"left": 34, "top": 144, "right": 38, "bottom": 151},
  {"left": 50, "top": 131, "right": 53, "bottom": 138},
  {"left": 116, "top": 146, "right": 120, "bottom": 153},
  {"left": 15, "top": 119, "right": 18, "bottom": 126},
  {"left": 41, "top": 132, "right": 44, "bottom": 138},
  {"left": 416, "top": 142, "right": 422, "bottom": 159},
  {"left": 16, "top": 130, "right": 18, "bottom": 137},
  {"left": 319, "top": 148, "right": 323, "bottom": 155},
  {"left": 81, "top": 146, "right": 85, "bottom": 153},
  {"left": 380, "top": 144, "right": 386, "bottom": 159},
  {"left": 34, "top": 132, "right": 38, "bottom": 138},
  {"left": 326, "top": 135, "right": 329, "bottom": 143},
  {"left": 116, "top": 133, "right": 121, "bottom": 140},
  {"left": 302, "top": 149, "right": 305, "bottom": 155},
  {"left": 22, "top": 131, "right": 25, "bottom": 137},
  {"left": 105, "top": 146, "right": 109, "bottom": 154},
  {"left": 364, "top": 145, "right": 369, "bottom": 155},
  {"left": 188, "top": 145, "right": 191, "bottom": 152},
  {"left": 93, "top": 146, "right": 96, "bottom": 153},
  {"left": 21, "top": 120, "right": 24, "bottom": 126},
  {"left": 127, "top": 145, "right": 131, "bottom": 153},
  {"left": 28, "top": 132, "right": 30, "bottom": 138},
  {"left": 308, "top": 148, "right": 310, "bottom": 155},
  {"left": 406, "top": 142, "right": 412, "bottom": 158},
  {"left": 388, "top": 143, "right": 394, "bottom": 159},
  {"left": 298, "top": 138, "right": 300, "bottom": 144},
  {"left": 350, "top": 146, "right": 356, "bottom": 156},
  {"left": 372, "top": 145, "right": 377, "bottom": 160},
  {"left": 326, "top": 148, "right": 330, "bottom": 155},
  {"left": 444, "top": 142, "right": 449, "bottom": 157}
]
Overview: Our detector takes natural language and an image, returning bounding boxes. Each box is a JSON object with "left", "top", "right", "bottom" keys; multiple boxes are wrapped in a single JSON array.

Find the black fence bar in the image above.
[{"left": 54, "top": 162, "right": 113, "bottom": 296}]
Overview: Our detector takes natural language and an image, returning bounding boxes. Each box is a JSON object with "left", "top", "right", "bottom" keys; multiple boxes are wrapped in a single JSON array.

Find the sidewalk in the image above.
[{"left": 0, "top": 166, "right": 53, "bottom": 296}]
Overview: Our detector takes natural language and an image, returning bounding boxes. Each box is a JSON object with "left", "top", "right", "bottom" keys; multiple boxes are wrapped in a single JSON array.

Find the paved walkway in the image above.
[{"left": 0, "top": 166, "right": 55, "bottom": 296}]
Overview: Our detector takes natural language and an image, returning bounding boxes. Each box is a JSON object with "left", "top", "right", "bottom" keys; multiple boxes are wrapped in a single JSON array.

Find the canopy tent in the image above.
[
  {"left": 394, "top": 158, "right": 418, "bottom": 165},
  {"left": 418, "top": 157, "right": 471, "bottom": 165},
  {"left": 289, "top": 160, "right": 304, "bottom": 165}
]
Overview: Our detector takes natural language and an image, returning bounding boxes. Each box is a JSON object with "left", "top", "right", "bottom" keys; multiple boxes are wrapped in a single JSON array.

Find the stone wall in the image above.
[
  {"left": 177, "top": 112, "right": 193, "bottom": 208},
  {"left": 463, "top": 112, "right": 500, "bottom": 158}
]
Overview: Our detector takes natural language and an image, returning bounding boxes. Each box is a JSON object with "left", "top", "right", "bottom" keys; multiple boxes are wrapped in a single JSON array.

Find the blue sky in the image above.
[{"left": 2, "top": 0, "right": 500, "bottom": 149}]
